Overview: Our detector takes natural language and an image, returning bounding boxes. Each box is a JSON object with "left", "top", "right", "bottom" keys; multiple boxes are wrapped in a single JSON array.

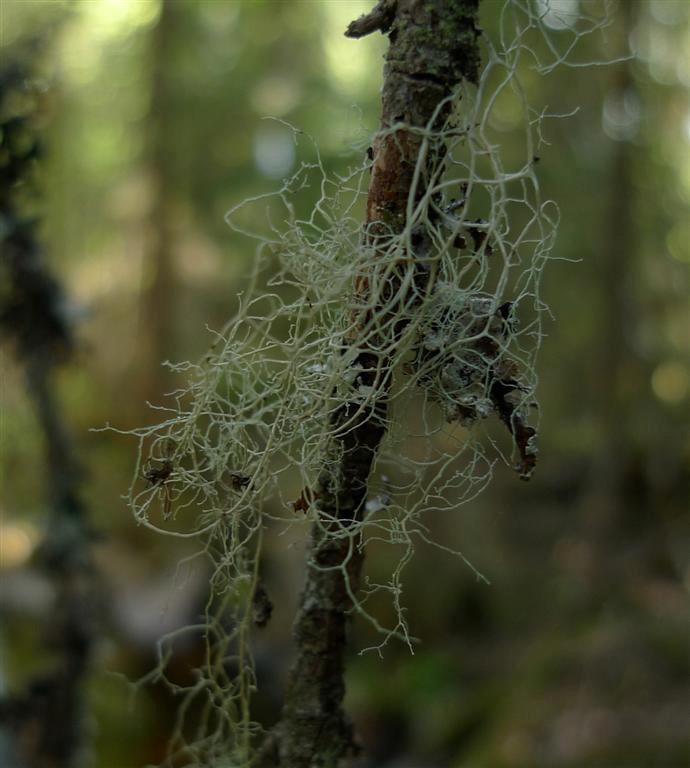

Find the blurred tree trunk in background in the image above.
[
  {"left": 260, "top": 2, "right": 482, "bottom": 766},
  {"left": 0, "top": 46, "right": 96, "bottom": 768},
  {"left": 141, "top": 0, "right": 178, "bottom": 402},
  {"left": 581, "top": 0, "right": 637, "bottom": 557},
  {"left": 578, "top": 0, "right": 674, "bottom": 593}
]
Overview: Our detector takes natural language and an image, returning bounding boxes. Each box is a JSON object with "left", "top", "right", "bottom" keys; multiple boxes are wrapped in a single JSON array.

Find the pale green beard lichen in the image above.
[{"left": 108, "top": 2, "right": 617, "bottom": 764}]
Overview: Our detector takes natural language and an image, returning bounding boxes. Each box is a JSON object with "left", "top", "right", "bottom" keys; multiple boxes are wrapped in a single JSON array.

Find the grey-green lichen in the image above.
[{"left": 116, "top": 0, "right": 619, "bottom": 764}]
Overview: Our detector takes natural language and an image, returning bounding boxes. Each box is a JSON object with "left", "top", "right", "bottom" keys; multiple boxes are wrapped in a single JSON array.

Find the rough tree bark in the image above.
[{"left": 261, "top": 2, "right": 482, "bottom": 765}]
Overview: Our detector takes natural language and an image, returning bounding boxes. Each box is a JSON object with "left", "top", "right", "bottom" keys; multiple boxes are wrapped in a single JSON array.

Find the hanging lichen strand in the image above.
[{"left": 115, "top": 1, "right": 615, "bottom": 765}]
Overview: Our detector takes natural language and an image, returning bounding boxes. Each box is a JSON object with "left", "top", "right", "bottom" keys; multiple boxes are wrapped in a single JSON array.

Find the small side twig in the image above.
[{"left": 345, "top": 0, "right": 397, "bottom": 39}]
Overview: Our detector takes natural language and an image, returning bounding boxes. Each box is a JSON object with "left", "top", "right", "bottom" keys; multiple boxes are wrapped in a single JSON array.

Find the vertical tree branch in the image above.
[{"left": 264, "top": 3, "right": 482, "bottom": 765}]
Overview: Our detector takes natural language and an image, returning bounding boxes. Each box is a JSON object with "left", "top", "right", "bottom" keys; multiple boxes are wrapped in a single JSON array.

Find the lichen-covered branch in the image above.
[
  {"left": 124, "top": 2, "right": 620, "bottom": 763},
  {"left": 265, "top": 3, "right": 482, "bottom": 766}
]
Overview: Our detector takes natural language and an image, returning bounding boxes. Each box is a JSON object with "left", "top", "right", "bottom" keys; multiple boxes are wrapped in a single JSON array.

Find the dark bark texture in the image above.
[{"left": 263, "top": 2, "right": 481, "bottom": 766}]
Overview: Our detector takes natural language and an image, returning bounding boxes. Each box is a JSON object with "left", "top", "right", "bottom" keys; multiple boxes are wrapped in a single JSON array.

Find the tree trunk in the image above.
[
  {"left": 262, "top": 2, "right": 482, "bottom": 765},
  {"left": 0, "top": 50, "right": 96, "bottom": 768},
  {"left": 140, "top": 0, "right": 178, "bottom": 402},
  {"left": 580, "top": 0, "right": 637, "bottom": 563}
]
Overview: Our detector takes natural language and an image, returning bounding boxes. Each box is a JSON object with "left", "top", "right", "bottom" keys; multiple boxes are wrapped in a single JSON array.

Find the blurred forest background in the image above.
[{"left": 1, "top": 1, "right": 689, "bottom": 767}]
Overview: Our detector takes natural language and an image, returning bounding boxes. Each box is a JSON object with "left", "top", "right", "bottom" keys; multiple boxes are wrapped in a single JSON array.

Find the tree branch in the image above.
[
  {"left": 263, "top": 2, "right": 483, "bottom": 766},
  {"left": 345, "top": 0, "right": 397, "bottom": 39}
]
